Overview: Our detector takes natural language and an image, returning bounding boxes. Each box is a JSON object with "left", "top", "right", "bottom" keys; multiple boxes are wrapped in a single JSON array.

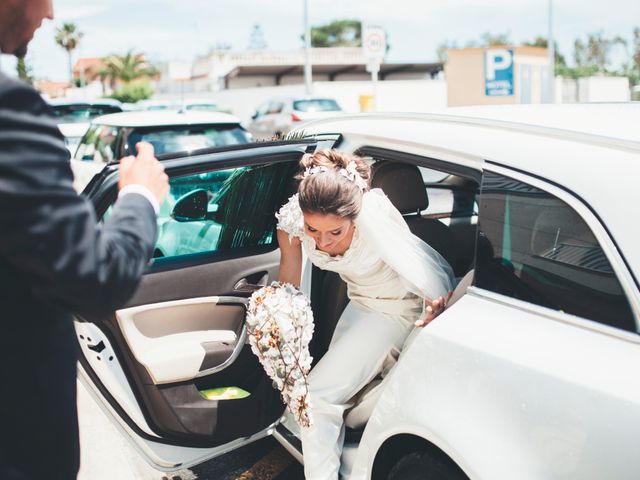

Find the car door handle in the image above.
[{"left": 233, "top": 274, "right": 268, "bottom": 293}]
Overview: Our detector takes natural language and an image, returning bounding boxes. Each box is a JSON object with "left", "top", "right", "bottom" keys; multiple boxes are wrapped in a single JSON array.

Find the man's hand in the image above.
[
  {"left": 415, "top": 291, "right": 453, "bottom": 328},
  {"left": 118, "top": 142, "right": 169, "bottom": 205}
]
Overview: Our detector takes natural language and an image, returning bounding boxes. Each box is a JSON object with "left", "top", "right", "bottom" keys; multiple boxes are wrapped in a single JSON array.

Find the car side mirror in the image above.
[
  {"left": 171, "top": 189, "right": 211, "bottom": 222},
  {"left": 251, "top": 111, "right": 258, "bottom": 120}
]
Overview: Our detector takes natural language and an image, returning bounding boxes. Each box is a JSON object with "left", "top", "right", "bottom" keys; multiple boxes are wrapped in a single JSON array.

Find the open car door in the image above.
[{"left": 74, "top": 140, "right": 335, "bottom": 470}]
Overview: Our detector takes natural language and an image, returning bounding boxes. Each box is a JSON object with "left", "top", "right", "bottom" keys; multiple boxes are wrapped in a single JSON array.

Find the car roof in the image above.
[
  {"left": 302, "top": 103, "right": 640, "bottom": 146},
  {"left": 48, "top": 98, "right": 123, "bottom": 108},
  {"left": 299, "top": 103, "right": 640, "bottom": 279},
  {"left": 92, "top": 109, "right": 242, "bottom": 127}
]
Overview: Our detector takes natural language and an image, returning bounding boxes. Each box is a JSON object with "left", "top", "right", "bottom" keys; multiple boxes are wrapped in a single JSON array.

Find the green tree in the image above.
[
  {"left": 573, "top": 31, "right": 626, "bottom": 72},
  {"left": 99, "top": 50, "right": 158, "bottom": 90},
  {"left": 54, "top": 22, "right": 83, "bottom": 85},
  {"left": 248, "top": 23, "right": 267, "bottom": 50},
  {"left": 108, "top": 80, "right": 153, "bottom": 103},
  {"left": 629, "top": 27, "right": 640, "bottom": 86},
  {"left": 309, "top": 19, "right": 361, "bottom": 47},
  {"left": 436, "top": 40, "right": 458, "bottom": 62},
  {"left": 523, "top": 36, "right": 567, "bottom": 69},
  {"left": 16, "top": 57, "right": 34, "bottom": 85},
  {"left": 466, "top": 31, "right": 513, "bottom": 48}
]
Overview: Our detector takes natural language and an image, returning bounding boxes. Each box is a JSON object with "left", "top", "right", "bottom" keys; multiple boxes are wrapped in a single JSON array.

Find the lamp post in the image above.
[
  {"left": 303, "top": 0, "right": 312, "bottom": 96},
  {"left": 548, "top": 0, "right": 555, "bottom": 103}
]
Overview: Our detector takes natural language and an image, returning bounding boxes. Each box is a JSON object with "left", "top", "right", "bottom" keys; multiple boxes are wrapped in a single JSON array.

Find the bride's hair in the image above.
[{"left": 296, "top": 149, "right": 371, "bottom": 220}]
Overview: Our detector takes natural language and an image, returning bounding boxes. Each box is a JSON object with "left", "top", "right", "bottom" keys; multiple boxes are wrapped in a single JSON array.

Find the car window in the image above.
[
  {"left": 126, "top": 125, "right": 250, "bottom": 155},
  {"left": 184, "top": 104, "right": 218, "bottom": 112},
  {"left": 104, "top": 161, "right": 297, "bottom": 262},
  {"left": 266, "top": 102, "right": 284, "bottom": 114},
  {"left": 293, "top": 99, "right": 341, "bottom": 112},
  {"left": 475, "top": 171, "right": 635, "bottom": 332},
  {"left": 417, "top": 166, "right": 478, "bottom": 218},
  {"left": 50, "top": 104, "right": 122, "bottom": 124},
  {"left": 74, "top": 125, "right": 119, "bottom": 163},
  {"left": 254, "top": 102, "right": 269, "bottom": 118}
]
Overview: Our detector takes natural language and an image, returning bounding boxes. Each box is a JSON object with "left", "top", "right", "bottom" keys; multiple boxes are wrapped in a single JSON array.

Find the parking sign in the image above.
[{"left": 484, "top": 49, "right": 514, "bottom": 96}]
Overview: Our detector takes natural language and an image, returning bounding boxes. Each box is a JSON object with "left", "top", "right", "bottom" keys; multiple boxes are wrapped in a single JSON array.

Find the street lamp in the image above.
[
  {"left": 303, "top": 0, "right": 312, "bottom": 96},
  {"left": 548, "top": 0, "right": 555, "bottom": 103}
]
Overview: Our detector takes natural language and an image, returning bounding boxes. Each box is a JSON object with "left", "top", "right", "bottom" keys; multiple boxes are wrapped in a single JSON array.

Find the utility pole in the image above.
[
  {"left": 547, "top": 0, "right": 555, "bottom": 103},
  {"left": 303, "top": 0, "right": 312, "bottom": 96}
]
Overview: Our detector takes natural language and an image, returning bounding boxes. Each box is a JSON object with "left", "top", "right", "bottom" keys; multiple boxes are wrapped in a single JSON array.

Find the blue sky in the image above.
[{"left": 2, "top": 0, "right": 639, "bottom": 80}]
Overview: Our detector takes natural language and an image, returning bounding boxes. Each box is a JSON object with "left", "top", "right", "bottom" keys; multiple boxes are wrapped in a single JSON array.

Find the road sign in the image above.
[
  {"left": 484, "top": 49, "right": 514, "bottom": 96},
  {"left": 362, "top": 25, "right": 386, "bottom": 62}
]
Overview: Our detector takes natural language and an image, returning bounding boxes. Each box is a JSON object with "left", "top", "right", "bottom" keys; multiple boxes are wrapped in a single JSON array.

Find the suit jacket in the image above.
[{"left": 0, "top": 72, "right": 157, "bottom": 479}]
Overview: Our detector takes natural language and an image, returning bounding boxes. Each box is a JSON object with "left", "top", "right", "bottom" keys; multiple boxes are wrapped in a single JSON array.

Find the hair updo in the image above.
[{"left": 296, "top": 149, "right": 371, "bottom": 221}]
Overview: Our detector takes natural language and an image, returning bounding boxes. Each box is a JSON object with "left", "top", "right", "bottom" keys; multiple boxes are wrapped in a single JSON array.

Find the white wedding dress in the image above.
[{"left": 276, "top": 188, "right": 454, "bottom": 480}]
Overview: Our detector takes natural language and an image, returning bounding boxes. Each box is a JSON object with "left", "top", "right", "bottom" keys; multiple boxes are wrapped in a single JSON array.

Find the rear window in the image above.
[
  {"left": 292, "top": 99, "right": 341, "bottom": 112},
  {"left": 50, "top": 104, "right": 122, "bottom": 123},
  {"left": 126, "top": 125, "right": 250, "bottom": 155}
]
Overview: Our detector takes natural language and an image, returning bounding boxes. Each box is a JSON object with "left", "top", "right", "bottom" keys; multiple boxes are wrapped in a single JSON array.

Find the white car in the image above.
[
  {"left": 247, "top": 96, "right": 343, "bottom": 140},
  {"left": 75, "top": 104, "right": 640, "bottom": 480},
  {"left": 70, "top": 109, "right": 251, "bottom": 192},
  {"left": 48, "top": 99, "right": 123, "bottom": 154}
]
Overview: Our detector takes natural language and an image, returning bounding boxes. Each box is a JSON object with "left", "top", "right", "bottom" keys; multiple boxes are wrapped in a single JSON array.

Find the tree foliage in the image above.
[
  {"left": 467, "top": 31, "right": 513, "bottom": 48},
  {"left": 108, "top": 80, "right": 153, "bottom": 103},
  {"left": 309, "top": 20, "right": 361, "bottom": 47},
  {"left": 54, "top": 22, "right": 83, "bottom": 84},
  {"left": 16, "top": 57, "right": 33, "bottom": 85},
  {"left": 523, "top": 36, "right": 567, "bottom": 68},
  {"left": 98, "top": 50, "right": 159, "bottom": 87}
]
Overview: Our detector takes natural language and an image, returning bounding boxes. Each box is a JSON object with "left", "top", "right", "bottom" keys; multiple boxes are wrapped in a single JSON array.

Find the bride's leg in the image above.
[{"left": 301, "top": 303, "right": 411, "bottom": 480}]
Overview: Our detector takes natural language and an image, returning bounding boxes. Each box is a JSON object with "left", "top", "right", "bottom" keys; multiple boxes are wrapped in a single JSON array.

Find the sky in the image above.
[{"left": 1, "top": 0, "right": 639, "bottom": 81}]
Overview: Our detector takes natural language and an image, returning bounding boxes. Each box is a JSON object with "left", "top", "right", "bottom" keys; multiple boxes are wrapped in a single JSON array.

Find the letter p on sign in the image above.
[{"left": 485, "top": 49, "right": 512, "bottom": 80}]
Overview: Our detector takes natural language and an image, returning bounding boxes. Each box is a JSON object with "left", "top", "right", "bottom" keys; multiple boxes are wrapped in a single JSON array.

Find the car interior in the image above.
[{"left": 80, "top": 145, "right": 481, "bottom": 449}]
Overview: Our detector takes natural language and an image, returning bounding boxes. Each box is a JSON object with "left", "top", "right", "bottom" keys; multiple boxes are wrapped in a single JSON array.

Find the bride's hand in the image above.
[{"left": 415, "top": 291, "right": 453, "bottom": 328}]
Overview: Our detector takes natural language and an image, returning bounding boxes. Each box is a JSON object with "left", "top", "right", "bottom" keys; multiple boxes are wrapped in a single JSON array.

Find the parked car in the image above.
[
  {"left": 69, "top": 109, "right": 251, "bottom": 192},
  {"left": 247, "top": 96, "right": 343, "bottom": 140},
  {"left": 48, "top": 98, "right": 123, "bottom": 154},
  {"left": 74, "top": 104, "right": 640, "bottom": 479}
]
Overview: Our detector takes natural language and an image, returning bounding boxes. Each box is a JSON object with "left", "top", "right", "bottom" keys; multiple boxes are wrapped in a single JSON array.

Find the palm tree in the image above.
[
  {"left": 55, "top": 22, "right": 83, "bottom": 86},
  {"left": 100, "top": 50, "right": 159, "bottom": 88}
]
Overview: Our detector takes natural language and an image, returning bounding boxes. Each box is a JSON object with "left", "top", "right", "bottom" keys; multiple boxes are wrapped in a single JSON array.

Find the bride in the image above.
[{"left": 275, "top": 149, "right": 455, "bottom": 480}]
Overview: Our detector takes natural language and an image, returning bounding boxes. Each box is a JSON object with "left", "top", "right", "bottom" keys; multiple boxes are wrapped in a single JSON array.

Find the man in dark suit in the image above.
[{"left": 0, "top": 1, "right": 169, "bottom": 478}]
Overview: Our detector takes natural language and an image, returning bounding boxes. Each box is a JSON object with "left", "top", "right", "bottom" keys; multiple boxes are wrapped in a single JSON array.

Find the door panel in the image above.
[
  {"left": 76, "top": 142, "right": 325, "bottom": 465},
  {"left": 116, "top": 297, "right": 246, "bottom": 385}
]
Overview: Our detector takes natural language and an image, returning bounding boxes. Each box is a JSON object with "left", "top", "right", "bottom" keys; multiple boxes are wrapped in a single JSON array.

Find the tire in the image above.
[{"left": 387, "top": 451, "right": 468, "bottom": 480}]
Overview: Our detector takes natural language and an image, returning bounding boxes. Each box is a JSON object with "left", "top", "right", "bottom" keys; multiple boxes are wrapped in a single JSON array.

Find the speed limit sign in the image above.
[{"left": 362, "top": 25, "right": 386, "bottom": 62}]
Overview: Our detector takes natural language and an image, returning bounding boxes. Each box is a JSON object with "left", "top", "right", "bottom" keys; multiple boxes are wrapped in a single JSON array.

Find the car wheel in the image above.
[{"left": 387, "top": 452, "right": 468, "bottom": 480}]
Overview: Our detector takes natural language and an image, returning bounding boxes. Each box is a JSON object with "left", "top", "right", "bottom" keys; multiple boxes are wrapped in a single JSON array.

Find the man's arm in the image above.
[{"left": 0, "top": 77, "right": 162, "bottom": 315}]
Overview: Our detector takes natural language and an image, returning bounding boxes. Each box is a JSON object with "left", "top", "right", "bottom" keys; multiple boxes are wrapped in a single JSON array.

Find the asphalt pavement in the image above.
[{"left": 77, "top": 380, "right": 304, "bottom": 480}]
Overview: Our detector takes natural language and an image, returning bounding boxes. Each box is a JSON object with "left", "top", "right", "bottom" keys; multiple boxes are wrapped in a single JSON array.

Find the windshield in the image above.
[
  {"left": 127, "top": 124, "right": 250, "bottom": 155},
  {"left": 292, "top": 99, "right": 341, "bottom": 112},
  {"left": 50, "top": 104, "right": 122, "bottom": 124}
]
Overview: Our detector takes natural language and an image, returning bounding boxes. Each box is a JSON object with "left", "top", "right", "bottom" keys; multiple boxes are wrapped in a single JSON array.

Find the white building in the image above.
[{"left": 157, "top": 48, "right": 443, "bottom": 94}]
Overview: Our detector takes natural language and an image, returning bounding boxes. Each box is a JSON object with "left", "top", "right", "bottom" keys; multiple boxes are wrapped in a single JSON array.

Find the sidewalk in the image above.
[{"left": 77, "top": 380, "right": 164, "bottom": 480}]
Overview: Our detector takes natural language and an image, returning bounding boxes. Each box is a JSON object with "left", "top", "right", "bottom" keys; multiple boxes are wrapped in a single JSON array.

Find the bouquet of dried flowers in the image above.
[{"left": 245, "top": 282, "right": 315, "bottom": 427}]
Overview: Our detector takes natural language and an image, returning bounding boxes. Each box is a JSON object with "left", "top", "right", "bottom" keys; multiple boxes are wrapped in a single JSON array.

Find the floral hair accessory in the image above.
[
  {"left": 304, "top": 165, "right": 328, "bottom": 177},
  {"left": 245, "top": 282, "right": 315, "bottom": 428},
  {"left": 339, "top": 161, "right": 368, "bottom": 191}
]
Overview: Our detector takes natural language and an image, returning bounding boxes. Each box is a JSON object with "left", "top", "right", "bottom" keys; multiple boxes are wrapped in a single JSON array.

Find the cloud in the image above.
[{"left": 55, "top": 5, "right": 108, "bottom": 21}]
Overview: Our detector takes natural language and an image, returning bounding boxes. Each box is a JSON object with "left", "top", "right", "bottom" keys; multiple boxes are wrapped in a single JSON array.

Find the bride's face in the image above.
[{"left": 303, "top": 212, "right": 355, "bottom": 255}]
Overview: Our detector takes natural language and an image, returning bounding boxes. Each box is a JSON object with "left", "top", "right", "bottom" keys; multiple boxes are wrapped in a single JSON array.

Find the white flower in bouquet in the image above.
[{"left": 245, "top": 281, "right": 315, "bottom": 427}]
